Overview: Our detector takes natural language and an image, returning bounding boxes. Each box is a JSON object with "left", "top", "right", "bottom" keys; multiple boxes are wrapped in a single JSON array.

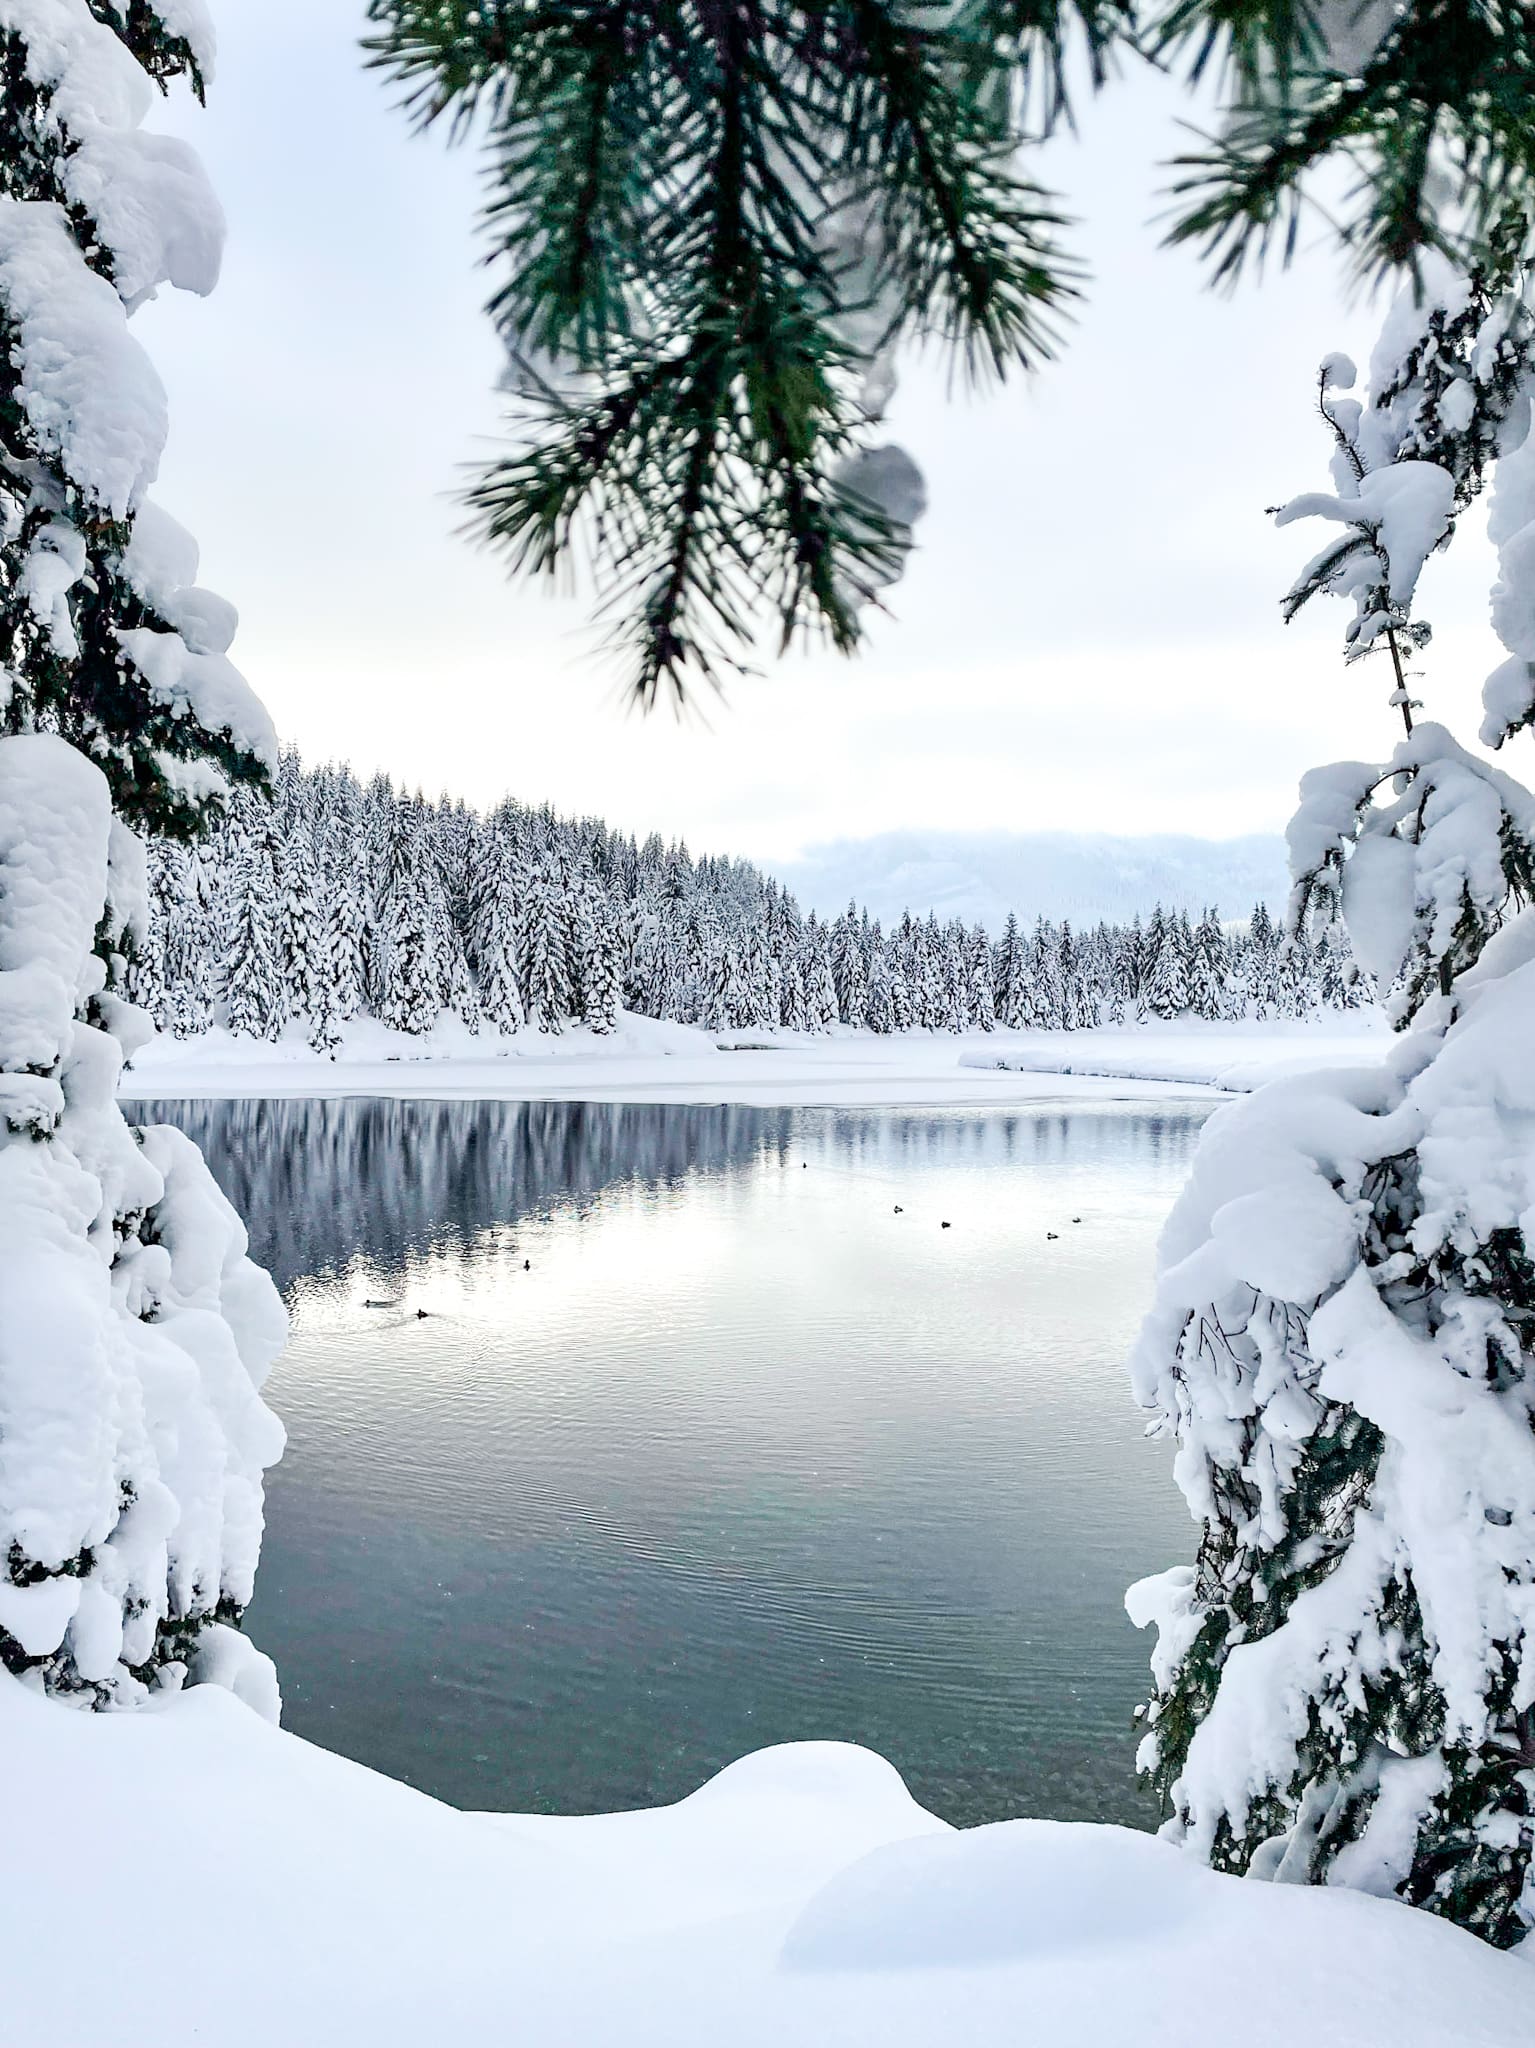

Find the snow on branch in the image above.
[{"left": 0, "top": 734, "right": 285, "bottom": 1707}]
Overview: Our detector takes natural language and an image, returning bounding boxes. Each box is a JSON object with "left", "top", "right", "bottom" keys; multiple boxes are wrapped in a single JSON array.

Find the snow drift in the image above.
[{"left": 2, "top": 1673, "right": 1526, "bottom": 2047}]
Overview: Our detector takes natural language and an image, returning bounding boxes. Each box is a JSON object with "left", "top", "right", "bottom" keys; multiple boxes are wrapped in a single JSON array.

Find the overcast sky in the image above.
[{"left": 135, "top": 1, "right": 1507, "bottom": 863}]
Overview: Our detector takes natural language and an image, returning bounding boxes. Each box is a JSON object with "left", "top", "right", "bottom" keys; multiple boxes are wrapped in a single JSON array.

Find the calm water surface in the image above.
[{"left": 146, "top": 1096, "right": 1205, "bottom": 1829}]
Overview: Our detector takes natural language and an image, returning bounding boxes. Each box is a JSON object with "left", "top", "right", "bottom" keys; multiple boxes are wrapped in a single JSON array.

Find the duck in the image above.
[
  {"left": 941, "top": 1221, "right": 952, "bottom": 1230},
  {"left": 894, "top": 1205, "right": 903, "bottom": 1214},
  {"left": 1047, "top": 1231, "right": 1059, "bottom": 1240}
]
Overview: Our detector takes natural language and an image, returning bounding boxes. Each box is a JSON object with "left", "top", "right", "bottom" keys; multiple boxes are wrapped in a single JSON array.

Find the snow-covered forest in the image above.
[
  {"left": 7, "top": 0, "right": 1535, "bottom": 2036},
  {"left": 132, "top": 753, "right": 1364, "bottom": 1050}
]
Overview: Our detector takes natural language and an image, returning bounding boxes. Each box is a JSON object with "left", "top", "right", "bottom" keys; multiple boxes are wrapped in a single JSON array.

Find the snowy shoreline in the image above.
[
  {"left": 119, "top": 1011, "right": 1389, "bottom": 1108},
  {"left": 10, "top": 1675, "right": 1528, "bottom": 2048}
]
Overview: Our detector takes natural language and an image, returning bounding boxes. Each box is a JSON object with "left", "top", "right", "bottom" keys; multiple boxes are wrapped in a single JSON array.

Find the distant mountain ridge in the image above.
[{"left": 772, "top": 830, "right": 1289, "bottom": 932}]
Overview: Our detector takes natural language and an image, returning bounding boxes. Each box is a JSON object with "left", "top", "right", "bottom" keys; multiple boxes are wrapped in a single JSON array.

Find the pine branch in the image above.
[
  {"left": 366, "top": 0, "right": 1085, "bottom": 702},
  {"left": 1159, "top": 2, "right": 1535, "bottom": 285},
  {"left": 367, "top": 0, "right": 1535, "bottom": 704}
]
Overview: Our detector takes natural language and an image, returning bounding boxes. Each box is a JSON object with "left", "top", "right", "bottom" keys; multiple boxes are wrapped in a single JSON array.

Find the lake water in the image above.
[{"left": 144, "top": 1095, "right": 1206, "bottom": 1830}]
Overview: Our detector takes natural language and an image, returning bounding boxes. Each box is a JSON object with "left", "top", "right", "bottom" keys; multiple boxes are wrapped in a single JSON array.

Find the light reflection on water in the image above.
[{"left": 144, "top": 1097, "right": 1204, "bottom": 1828}]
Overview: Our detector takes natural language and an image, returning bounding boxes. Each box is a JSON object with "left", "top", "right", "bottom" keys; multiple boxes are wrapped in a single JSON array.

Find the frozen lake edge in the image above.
[{"left": 119, "top": 1013, "right": 1389, "bottom": 1108}]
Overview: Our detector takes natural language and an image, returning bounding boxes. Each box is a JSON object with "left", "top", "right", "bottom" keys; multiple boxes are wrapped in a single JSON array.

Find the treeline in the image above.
[{"left": 130, "top": 755, "right": 1364, "bottom": 1053}]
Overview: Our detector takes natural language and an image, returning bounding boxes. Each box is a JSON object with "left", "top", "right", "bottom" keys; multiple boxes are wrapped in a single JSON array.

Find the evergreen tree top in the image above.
[
  {"left": 0, "top": 0, "right": 273, "bottom": 840},
  {"left": 364, "top": 0, "right": 1535, "bottom": 704}
]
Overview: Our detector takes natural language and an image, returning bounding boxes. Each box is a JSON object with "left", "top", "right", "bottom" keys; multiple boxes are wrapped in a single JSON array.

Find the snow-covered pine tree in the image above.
[
  {"left": 1315, "top": 928, "right": 1354, "bottom": 1013},
  {"left": 1111, "top": 916, "right": 1143, "bottom": 1024},
  {"left": 994, "top": 911, "right": 1026, "bottom": 1030},
  {"left": 304, "top": 887, "right": 344, "bottom": 1059},
  {"left": 1173, "top": 909, "right": 1197, "bottom": 1009},
  {"left": 831, "top": 904, "right": 869, "bottom": 1027},
  {"left": 276, "top": 824, "right": 324, "bottom": 1029},
  {"left": 939, "top": 923, "right": 969, "bottom": 1031},
  {"left": 1245, "top": 901, "right": 1280, "bottom": 1016},
  {"left": 864, "top": 942, "right": 896, "bottom": 1035},
  {"left": 913, "top": 915, "right": 943, "bottom": 1029},
  {"left": 1188, "top": 906, "right": 1230, "bottom": 1022},
  {"left": 1130, "top": 264, "right": 1535, "bottom": 1948},
  {"left": 132, "top": 839, "right": 175, "bottom": 1026},
  {"left": 1140, "top": 905, "right": 1187, "bottom": 1020},
  {"left": 0, "top": 6, "right": 272, "bottom": 836},
  {"left": 1029, "top": 917, "right": 1064, "bottom": 1030},
  {"left": 1083, "top": 922, "right": 1113, "bottom": 1027},
  {"left": 319, "top": 775, "right": 366, "bottom": 1032},
  {"left": 966, "top": 923, "right": 997, "bottom": 1031},
  {"left": 803, "top": 916, "right": 839, "bottom": 1033},
  {"left": 224, "top": 821, "right": 285, "bottom": 1044},
  {"left": 165, "top": 845, "right": 217, "bottom": 1038},
  {"left": 563, "top": 861, "right": 596, "bottom": 1024},
  {"left": 375, "top": 805, "right": 441, "bottom": 1035},
  {"left": 583, "top": 898, "right": 623, "bottom": 1035},
  {"left": 885, "top": 932, "right": 914, "bottom": 1032},
  {"left": 522, "top": 859, "right": 573, "bottom": 1031},
  {"left": 776, "top": 909, "right": 808, "bottom": 1032},
  {"left": 433, "top": 882, "right": 480, "bottom": 1034},
  {"left": 0, "top": 5, "right": 286, "bottom": 1711},
  {"left": 473, "top": 828, "right": 527, "bottom": 1037},
  {"left": 1274, "top": 929, "right": 1309, "bottom": 1018},
  {"left": 743, "top": 915, "right": 776, "bottom": 1031},
  {"left": 1057, "top": 919, "right": 1089, "bottom": 1030},
  {"left": 704, "top": 933, "right": 746, "bottom": 1032},
  {"left": 326, "top": 865, "right": 365, "bottom": 1033}
]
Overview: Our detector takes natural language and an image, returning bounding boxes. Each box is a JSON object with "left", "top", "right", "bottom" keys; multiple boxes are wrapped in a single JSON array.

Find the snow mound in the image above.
[
  {"left": 782, "top": 1819, "right": 1193, "bottom": 1970},
  {"left": 3, "top": 1673, "right": 1527, "bottom": 2047}
]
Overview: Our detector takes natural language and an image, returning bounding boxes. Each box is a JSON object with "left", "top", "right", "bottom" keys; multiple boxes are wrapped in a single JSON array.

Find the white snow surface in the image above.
[
  {"left": 0, "top": 199, "right": 169, "bottom": 517},
  {"left": 1, "top": 0, "right": 223, "bottom": 307},
  {"left": 959, "top": 1014, "right": 1388, "bottom": 1095},
  {"left": 2, "top": 1674, "right": 1527, "bottom": 2048},
  {"left": 0, "top": 734, "right": 284, "bottom": 1702},
  {"left": 118, "top": 1011, "right": 1388, "bottom": 1108}
]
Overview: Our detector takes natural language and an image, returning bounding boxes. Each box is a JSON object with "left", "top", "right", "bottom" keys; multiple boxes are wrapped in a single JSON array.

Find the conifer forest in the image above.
[
  {"left": 135, "top": 753, "right": 1362, "bottom": 1050},
  {"left": 7, "top": 0, "right": 1535, "bottom": 2039}
]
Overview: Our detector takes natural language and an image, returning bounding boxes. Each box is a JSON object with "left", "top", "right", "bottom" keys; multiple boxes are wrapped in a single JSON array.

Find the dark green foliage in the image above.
[
  {"left": 366, "top": 1, "right": 1535, "bottom": 700},
  {"left": 1164, "top": 2, "right": 1535, "bottom": 286},
  {"left": 86, "top": 4, "right": 209, "bottom": 94},
  {"left": 368, "top": 0, "right": 1078, "bottom": 704},
  {"left": 1142, "top": 1145, "right": 1535, "bottom": 1947},
  {"left": 0, "top": 10, "right": 266, "bottom": 840}
]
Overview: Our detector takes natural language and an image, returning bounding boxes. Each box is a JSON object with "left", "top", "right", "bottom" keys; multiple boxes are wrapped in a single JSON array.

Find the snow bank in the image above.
[
  {"left": 961, "top": 1015, "right": 1389, "bottom": 1095},
  {"left": 2, "top": 1673, "right": 1525, "bottom": 2047},
  {"left": 111, "top": 1014, "right": 1378, "bottom": 1108}
]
